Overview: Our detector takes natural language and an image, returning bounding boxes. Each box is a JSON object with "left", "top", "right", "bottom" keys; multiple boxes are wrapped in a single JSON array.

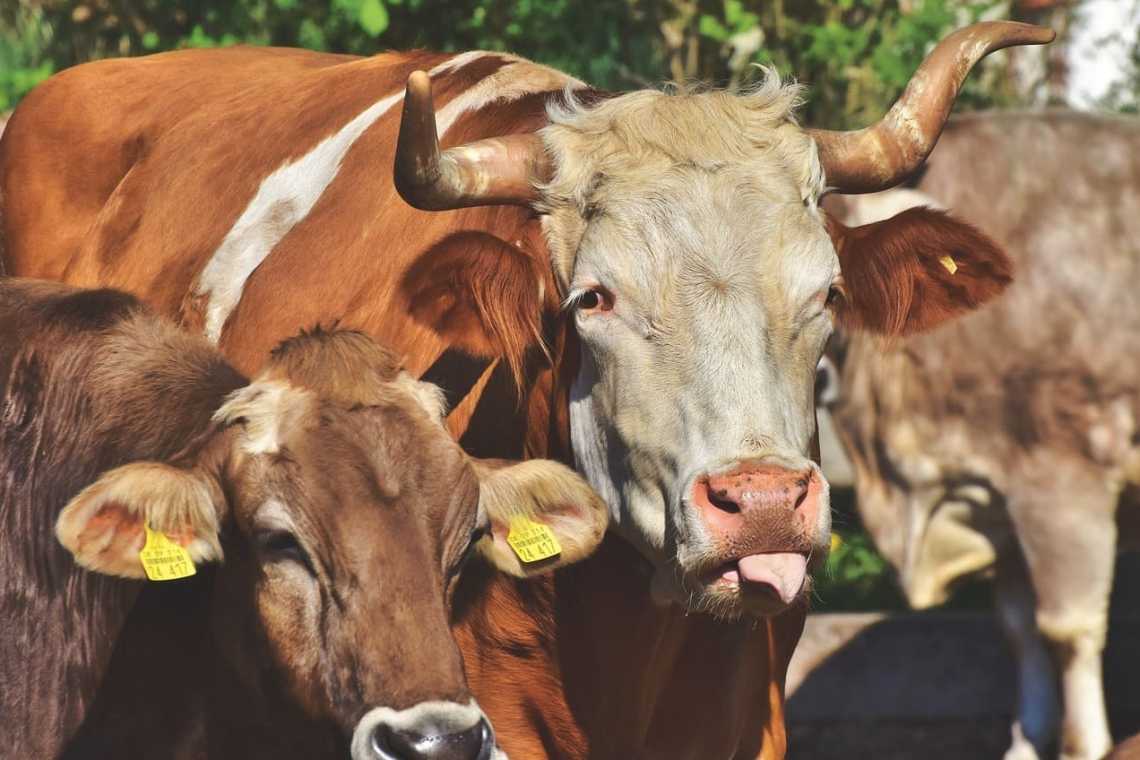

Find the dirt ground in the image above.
[
  {"left": 786, "top": 555, "right": 1140, "bottom": 759},
  {"left": 788, "top": 718, "right": 1012, "bottom": 760}
]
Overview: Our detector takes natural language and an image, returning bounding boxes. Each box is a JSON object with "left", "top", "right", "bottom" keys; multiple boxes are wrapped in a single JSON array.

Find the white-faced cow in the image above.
[
  {"left": 823, "top": 111, "right": 1140, "bottom": 760},
  {"left": 0, "top": 278, "right": 606, "bottom": 760},
  {"left": 0, "top": 22, "right": 1051, "bottom": 758}
]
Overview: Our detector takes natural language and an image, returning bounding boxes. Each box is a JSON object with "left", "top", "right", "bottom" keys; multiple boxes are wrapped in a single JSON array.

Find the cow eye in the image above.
[
  {"left": 825, "top": 284, "right": 844, "bottom": 308},
  {"left": 459, "top": 525, "right": 488, "bottom": 566},
  {"left": 256, "top": 529, "right": 313, "bottom": 572},
  {"left": 573, "top": 287, "right": 613, "bottom": 313},
  {"left": 445, "top": 525, "right": 489, "bottom": 589}
]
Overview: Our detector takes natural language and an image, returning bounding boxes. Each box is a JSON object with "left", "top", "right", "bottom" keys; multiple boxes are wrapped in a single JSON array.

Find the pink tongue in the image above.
[{"left": 737, "top": 553, "right": 807, "bottom": 604}]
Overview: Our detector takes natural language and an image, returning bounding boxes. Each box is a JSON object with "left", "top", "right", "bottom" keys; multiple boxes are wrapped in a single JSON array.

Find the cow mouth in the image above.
[{"left": 699, "top": 552, "right": 809, "bottom": 612}]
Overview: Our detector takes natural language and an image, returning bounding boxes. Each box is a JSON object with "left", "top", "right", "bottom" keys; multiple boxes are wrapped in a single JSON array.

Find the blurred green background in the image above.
[
  {"left": 1, "top": 0, "right": 1112, "bottom": 122},
  {"left": 1, "top": 0, "right": 1134, "bottom": 610}
]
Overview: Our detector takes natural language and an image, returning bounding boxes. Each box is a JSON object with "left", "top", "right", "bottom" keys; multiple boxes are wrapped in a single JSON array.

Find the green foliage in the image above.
[
  {"left": 0, "top": 0, "right": 664, "bottom": 98},
  {"left": 0, "top": 4, "right": 53, "bottom": 111},
  {"left": 0, "top": 0, "right": 1043, "bottom": 121},
  {"left": 813, "top": 528, "right": 907, "bottom": 612},
  {"left": 687, "top": 0, "right": 1011, "bottom": 127}
]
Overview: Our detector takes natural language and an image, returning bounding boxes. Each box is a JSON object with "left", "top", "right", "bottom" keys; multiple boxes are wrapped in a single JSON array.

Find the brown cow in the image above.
[
  {"left": 0, "top": 278, "right": 607, "bottom": 759},
  {"left": 822, "top": 111, "right": 1140, "bottom": 760},
  {"left": 0, "top": 22, "right": 1051, "bottom": 758}
]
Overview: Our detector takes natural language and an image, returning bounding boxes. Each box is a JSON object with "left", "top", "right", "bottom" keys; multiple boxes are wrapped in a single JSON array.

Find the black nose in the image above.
[{"left": 373, "top": 717, "right": 493, "bottom": 760}]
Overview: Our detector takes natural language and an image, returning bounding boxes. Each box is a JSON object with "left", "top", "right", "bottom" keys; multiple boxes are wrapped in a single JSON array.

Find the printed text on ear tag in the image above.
[
  {"left": 506, "top": 516, "right": 562, "bottom": 564},
  {"left": 939, "top": 255, "right": 958, "bottom": 275},
  {"left": 139, "top": 525, "right": 196, "bottom": 581}
]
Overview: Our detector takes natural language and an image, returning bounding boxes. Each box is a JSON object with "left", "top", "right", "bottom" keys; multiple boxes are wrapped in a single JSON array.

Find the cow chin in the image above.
[
  {"left": 649, "top": 551, "right": 820, "bottom": 621},
  {"left": 696, "top": 570, "right": 811, "bottom": 621}
]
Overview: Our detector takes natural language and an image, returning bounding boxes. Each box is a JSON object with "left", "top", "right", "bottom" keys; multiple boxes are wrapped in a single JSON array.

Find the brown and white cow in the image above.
[
  {"left": 822, "top": 111, "right": 1140, "bottom": 760},
  {"left": 0, "top": 22, "right": 1050, "bottom": 758},
  {"left": 0, "top": 278, "right": 606, "bottom": 760}
]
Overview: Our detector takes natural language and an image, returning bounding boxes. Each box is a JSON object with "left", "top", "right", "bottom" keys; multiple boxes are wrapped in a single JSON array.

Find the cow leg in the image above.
[
  {"left": 996, "top": 553, "right": 1059, "bottom": 760},
  {"left": 1008, "top": 466, "right": 1117, "bottom": 760},
  {"left": 1050, "top": 626, "right": 1113, "bottom": 760}
]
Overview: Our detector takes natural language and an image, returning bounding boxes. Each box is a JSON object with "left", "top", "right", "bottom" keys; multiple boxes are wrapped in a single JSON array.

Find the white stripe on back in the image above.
[
  {"left": 196, "top": 87, "right": 404, "bottom": 342},
  {"left": 195, "top": 51, "right": 578, "bottom": 344}
]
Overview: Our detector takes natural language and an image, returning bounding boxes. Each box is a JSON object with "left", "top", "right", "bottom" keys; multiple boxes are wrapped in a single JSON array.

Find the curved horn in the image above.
[
  {"left": 394, "top": 70, "right": 550, "bottom": 210},
  {"left": 809, "top": 21, "right": 1055, "bottom": 194}
]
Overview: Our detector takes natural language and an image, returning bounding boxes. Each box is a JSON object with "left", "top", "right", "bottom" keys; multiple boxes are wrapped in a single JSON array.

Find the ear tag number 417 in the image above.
[
  {"left": 507, "top": 516, "right": 561, "bottom": 564},
  {"left": 139, "top": 525, "right": 197, "bottom": 581}
]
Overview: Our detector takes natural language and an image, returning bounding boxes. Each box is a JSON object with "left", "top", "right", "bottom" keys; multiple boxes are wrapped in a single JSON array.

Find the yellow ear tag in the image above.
[
  {"left": 139, "top": 525, "right": 196, "bottom": 581},
  {"left": 939, "top": 255, "right": 958, "bottom": 275},
  {"left": 506, "top": 516, "right": 562, "bottom": 564}
]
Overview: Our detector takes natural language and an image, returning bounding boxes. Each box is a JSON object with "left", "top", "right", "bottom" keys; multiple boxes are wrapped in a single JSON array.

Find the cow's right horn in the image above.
[
  {"left": 394, "top": 70, "right": 550, "bottom": 211},
  {"left": 809, "top": 21, "right": 1055, "bottom": 194}
]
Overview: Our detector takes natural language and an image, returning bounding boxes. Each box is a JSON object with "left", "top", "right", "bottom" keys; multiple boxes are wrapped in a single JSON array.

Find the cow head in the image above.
[
  {"left": 394, "top": 22, "right": 1050, "bottom": 619},
  {"left": 55, "top": 329, "right": 607, "bottom": 759}
]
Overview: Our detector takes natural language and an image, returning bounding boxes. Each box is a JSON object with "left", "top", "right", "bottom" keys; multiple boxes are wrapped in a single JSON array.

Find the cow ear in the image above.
[
  {"left": 828, "top": 206, "right": 1012, "bottom": 335},
  {"left": 401, "top": 230, "right": 546, "bottom": 389},
  {"left": 56, "top": 462, "right": 226, "bottom": 579},
  {"left": 472, "top": 459, "right": 609, "bottom": 577}
]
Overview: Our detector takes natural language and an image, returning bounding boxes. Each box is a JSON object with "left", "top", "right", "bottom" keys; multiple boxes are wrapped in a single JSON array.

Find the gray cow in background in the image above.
[{"left": 822, "top": 111, "right": 1140, "bottom": 760}]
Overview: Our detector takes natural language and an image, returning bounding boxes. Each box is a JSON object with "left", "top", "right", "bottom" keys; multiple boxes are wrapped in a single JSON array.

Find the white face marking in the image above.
[
  {"left": 213, "top": 380, "right": 313, "bottom": 455},
  {"left": 393, "top": 371, "right": 448, "bottom": 423},
  {"left": 254, "top": 498, "right": 296, "bottom": 533},
  {"left": 195, "top": 53, "right": 578, "bottom": 344}
]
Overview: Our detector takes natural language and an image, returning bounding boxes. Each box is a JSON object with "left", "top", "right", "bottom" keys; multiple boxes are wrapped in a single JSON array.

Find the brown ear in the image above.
[
  {"left": 56, "top": 463, "right": 225, "bottom": 579},
  {"left": 401, "top": 230, "right": 545, "bottom": 388},
  {"left": 472, "top": 458, "right": 609, "bottom": 577},
  {"left": 827, "top": 206, "right": 1012, "bottom": 335}
]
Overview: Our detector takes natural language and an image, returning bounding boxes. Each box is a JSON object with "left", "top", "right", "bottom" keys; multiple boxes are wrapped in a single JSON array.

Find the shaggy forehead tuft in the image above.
[
  {"left": 538, "top": 70, "right": 825, "bottom": 214},
  {"left": 264, "top": 328, "right": 404, "bottom": 406}
]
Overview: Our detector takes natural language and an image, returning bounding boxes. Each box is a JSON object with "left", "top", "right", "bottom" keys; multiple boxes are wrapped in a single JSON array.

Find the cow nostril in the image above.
[
  {"left": 706, "top": 488, "right": 740, "bottom": 514},
  {"left": 372, "top": 717, "right": 493, "bottom": 760}
]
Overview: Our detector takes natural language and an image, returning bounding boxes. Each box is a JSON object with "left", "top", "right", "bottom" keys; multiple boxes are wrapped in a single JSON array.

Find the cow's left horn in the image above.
[
  {"left": 394, "top": 70, "right": 550, "bottom": 210},
  {"left": 809, "top": 21, "right": 1054, "bottom": 194}
]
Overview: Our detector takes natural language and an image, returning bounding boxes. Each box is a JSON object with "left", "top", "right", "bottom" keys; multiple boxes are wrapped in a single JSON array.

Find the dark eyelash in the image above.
[
  {"left": 563, "top": 290, "right": 590, "bottom": 312},
  {"left": 566, "top": 287, "right": 612, "bottom": 313},
  {"left": 576, "top": 291, "right": 602, "bottom": 309},
  {"left": 257, "top": 530, "right": 316, "bottom": 574},
  {"left": 446, "top": 526, "right": 488, "bottom": 588},
  {"left": 461, "top": 526, "right": 487, "bottom": 565}
]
